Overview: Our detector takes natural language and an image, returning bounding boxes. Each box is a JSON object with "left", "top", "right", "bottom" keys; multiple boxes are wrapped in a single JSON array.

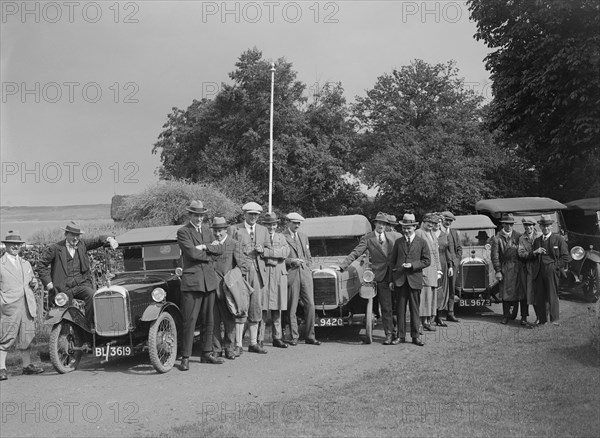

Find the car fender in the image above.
[
  {"left": 45, "top": 307, "right": 92, "bottom": 333},
  {"left": 140, "top": 302, "right": 182, "bottom": 324},
  {"left": 585, "top": 250, "right": 600, "bottom": 264}
]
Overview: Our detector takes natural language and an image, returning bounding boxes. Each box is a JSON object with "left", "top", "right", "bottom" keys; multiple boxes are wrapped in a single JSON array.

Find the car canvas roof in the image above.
[
  {"left": 565, "top": 197, "right": 600, "bottom": 215},
  {"left": 302, "top": 215, "right": 372, "bottom": 239},
  {"left": 476, "top": 197, "right": 567, "bottom": 214},
  {"left": 117, "top": 225, "right": 180, "bottom": 245},
  {"left": 453, "top": 214, "right": 496, "bottom": 230}
]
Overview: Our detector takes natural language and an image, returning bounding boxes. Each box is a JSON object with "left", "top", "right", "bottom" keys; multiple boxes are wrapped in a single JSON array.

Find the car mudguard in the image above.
[
  {"left": 140, "top": 302, "right": 182, "bottom": 323},
  {"left": 45, "top": 307, "right": 92, "bottom": 333},
  {"left": 585, "top": 250, "right": 600, "bottom": 264}
]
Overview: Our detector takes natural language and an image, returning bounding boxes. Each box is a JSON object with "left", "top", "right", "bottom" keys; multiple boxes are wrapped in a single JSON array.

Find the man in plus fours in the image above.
[
  {"left": 388, "top": 213, "right": 431, "bottom": 347},
  {"left": 532, "top": 214, "right": 570, "bottom": 326},
  {"left": 38, "top": 221, "right": 118, "bottom": 322},
  {"left": 177, "top": 200, "right": 224, "bottom": 370}
]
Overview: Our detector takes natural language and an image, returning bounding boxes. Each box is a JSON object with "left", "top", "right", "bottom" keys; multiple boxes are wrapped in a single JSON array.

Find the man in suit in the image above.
[
  {"left": 388, "top": 213, "right": 431, "bottom": 346},
  {"left": 38, "top": 221, "right": 118, "bottom": 322},
  {"left": 177, "top": 200, "right": 224, "bottom": 370},
  {"left": 440, "top": 211, "right": 462, "bottom": 322},
  {"left": 338, "top": 212, "right": 400, "bottom": 345},
  {"left": 229, "top": 202, "right": 270, "bottom": 353},
  {"left": 283, "top": 212, "right": 321, "bottom": 346},
  {"left": 0, "top": 231, "right": 44, "bottom": 380},
  {"left": 210, "top": 217, "right": 247, "bottom": 359},
  {"left": 532, "top": 214, "right": 570, "bottom": 326}
]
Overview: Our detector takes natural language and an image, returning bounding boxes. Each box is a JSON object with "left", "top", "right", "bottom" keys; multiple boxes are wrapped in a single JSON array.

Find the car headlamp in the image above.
[
  {"left": 570, "top": 246, "right": 585, "bottom": 261},
  {"left": 54, "top": 292, "right": 68, "bottom": 307},
  {"left": 363, "top": 269, "right": 375, "bottom": 283},
  {"left": 151, "top": 287, "right": 166, "bottom": 302}
]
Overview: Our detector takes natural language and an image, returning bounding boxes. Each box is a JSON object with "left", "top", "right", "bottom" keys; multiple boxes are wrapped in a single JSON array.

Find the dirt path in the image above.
[{"left": 0, "top": 295, "right": 594, "bottom": 437}]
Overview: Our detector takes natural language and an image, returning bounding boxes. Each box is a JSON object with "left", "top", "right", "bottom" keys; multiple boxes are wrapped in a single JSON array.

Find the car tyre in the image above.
[
  {"left": 49, "top": 321, "right": 83, "bottom": 374},
  {"left": 148, "top": 312, "right": 177, "bottom": 373},
  {"left": 582, "top": 263, "right": 600, "bottom": 302},
  {"left": 364, "top": 297, "right": 373, "bottom": 344}
]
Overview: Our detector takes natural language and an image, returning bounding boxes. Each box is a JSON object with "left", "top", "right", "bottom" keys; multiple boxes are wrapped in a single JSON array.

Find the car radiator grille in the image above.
[
  {"left": 313, "top": 277, "right": 337, "bottom": 306},
  {"left": 94, "top": 292, "right": 129, "bottom": 337},
  {"left": 461, "top": 264, "right": 487, "bottom": 290}
]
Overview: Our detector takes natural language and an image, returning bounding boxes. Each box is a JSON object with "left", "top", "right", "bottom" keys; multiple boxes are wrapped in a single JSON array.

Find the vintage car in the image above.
[
  {"left": 563, "top": 198, "right": 600, "bottom": 302},
  {"left": 46, "top": 225, "right": 184, "bottom": 374},
  {"left": 452, "top": 214, "right": 499, "bottom": 307},
  {"left": 301, "top": 215, "right": 377, "bottom": 343}
]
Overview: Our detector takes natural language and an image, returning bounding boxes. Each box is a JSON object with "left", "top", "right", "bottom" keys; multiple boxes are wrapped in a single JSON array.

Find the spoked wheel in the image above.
[
  {"left": 582, "top": 264, "right": 600, "bottom": 302},
  {"left": 364, "top": 297, "right": 373, "bottom": 344},
  {"left": 49, "top": 321, "right": 83, "bottom": 373},
  {"left": 148, "top": 312, "right": 177, "bottom": 373}
]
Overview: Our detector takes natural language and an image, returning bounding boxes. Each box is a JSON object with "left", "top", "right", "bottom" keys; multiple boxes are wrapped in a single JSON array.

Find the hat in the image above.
[
  {"left": 62, "top": 221, "right": 84, "bottom": 234},
  {"left": 1, "top": 230, "right": 25, "bottom": 244},
  {"left": 373, "top": 212, "right": 390, "bottom": 224},
  {"left": 537, "top": 214, "right": 554, "bottom": 225},
  {"left": 521, "top": 217, "right": 536, "bottom": 225},
  {"left": 262, "top": 212, "right": 279, "bottom": 224},
  {"left": 476, "top": 230, "right": 489, "bottom": 241},
  {"left": 441, "top": 211, "right": 456, "bottom": 221},
  {"left": 210, "top": 217, "right": 229, "bottom": 229},
  {"left": 286, "top": 212, "right": 305, "bottom": 223},
  {"left": 422, "top": 212, "right": 437, "bottom": 223},
  {"left": 499, "top": 213, "right": 516, "bottom": 224},
  {"left": 242, "top": 202, "right": 263, "bottom": 214},
  {"left": 399, "top": 213, "right": 418, "bottom": 226},
  {"left": 387, "top": 214, "right": 398, "bottom": 225},
  {"left": 186, "top": 200, "right": 208, "bottom": 214}
]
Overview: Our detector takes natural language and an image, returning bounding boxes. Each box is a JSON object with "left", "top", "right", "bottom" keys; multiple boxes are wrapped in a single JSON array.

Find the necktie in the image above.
[
  {"left": 379, "top": 234, "right": 384, "bottom": 245},
  {"left": 250, "top": 227, "right": 255, "bottom": 244}
]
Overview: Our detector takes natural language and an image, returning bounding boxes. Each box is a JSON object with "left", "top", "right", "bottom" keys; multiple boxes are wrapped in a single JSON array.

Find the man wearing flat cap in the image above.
[
  {"left": 517, "top": 217, "right": 541, "bottom": 325},
  {"left": 440, "top": 211, "right": 462, "bottom": 322},
  {"left": 283, "top": 212, "right": 320, "bottom": 346},
  {"left": 177, "top": 200, "right": 225, "bottom": 369},
  {"left": 0, "top": 231, "right": 44, "bottom": 380},
  {"left": 491, "top": 213, "right": 525, "bottom": 324},
  {"left": 338, "top": 212, "right": 400, "bottom": 345},
  {"left": 531, "top": 214, "right": 570, "bottom": 326},
  {"left": 230, "top": 201, "right": 270, "bottom": 353},
  {"left": 38, "top": 221, "right": 118, "bottom": 322}
]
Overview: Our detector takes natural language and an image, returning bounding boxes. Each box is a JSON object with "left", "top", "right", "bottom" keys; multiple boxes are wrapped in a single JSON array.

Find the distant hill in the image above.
[{"left": 0, "top": 204, "right": 112, "bottom": 221}]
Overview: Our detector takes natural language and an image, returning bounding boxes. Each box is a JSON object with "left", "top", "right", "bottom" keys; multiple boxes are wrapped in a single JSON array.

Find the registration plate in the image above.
[
  {"left": 316, "top": 317, "right": 343, "bottom": 327},
  {"left": 95, "top": 345, "right": 133, "bottom": 359},
  {"left": 459, "top": 298, "right": 491, "bottom": 307}
]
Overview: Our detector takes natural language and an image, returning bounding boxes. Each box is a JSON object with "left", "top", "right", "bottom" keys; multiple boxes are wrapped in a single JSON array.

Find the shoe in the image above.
[
  {"left": 434, "top": 317, "right": 447, "bottom": 327},
  {"left": 0, "top": 369, "right": 7, "bottom": 381},
  {"left": 305, "top": 339, "right": 321, "bottom": 345},
  {"left": 201, "top": 353, "right": 225, "bottom": 364},
  {"left": 501, "top": 318, "right": 509, "bottom": 325},
  {"left": 446, "top": 314, "right": 460, "bottom": 323},
  {"left": 248, "top": 344, "right": 267, "bottom": 354},
  {"left": 22, "top": 364, "right": 44, "bottom": 375},
  {"left": 423, "top": 324, "right": 436, "bottom": 332},
  {"left": 234, "top": 346, "right": 243, "bottom": 357},
  {"left": 224, "top": 350, "right": 236, "bottom": 360},
  {"left": 288, "top": 340, "right": 298, "bottom": 346},
  {"left": 383, "top": 334, "right": 393, "bottom": 345},
  {"left": 272, "top": 339, "right": 288, "bottom": 348},
  {"left": 259, "top": 341, "right": 264, "bottom": 348},
  {"left": 392, "top": 337, "right": 405, "bottom": 345},
  {"left": 552, "top": 321, "right": 560, "bottom": 326},
  {"left": 412, "top": 338, "right": 424, "bottom": 346},
  {"left": 520, "top": 319, "right": 528, "bottom": 326},
  {"left": 179, "top": 357, "right": 189, "bottom": 371}
]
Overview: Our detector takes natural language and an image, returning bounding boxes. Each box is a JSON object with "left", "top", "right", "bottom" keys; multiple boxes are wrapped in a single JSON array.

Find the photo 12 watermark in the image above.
[
  {"left": 401, "top": 1, "right": 468, "bottom": 24},
  {"left": 1, "top": 1, "right": 140, "bottom": 24},
  {"left": 399, "top": 401, "right": 536, "bottom": 424},
  {"left": 1, "top": 161, "right": 140, "bottom": 184},
  {"left": 201, "top": 401, "right": 339, "bottom": 424},
  {"left": 200, "top": 1, "right": 340, "bottom": 24},
  {"left": 1, "top": 401, "right": 139, "bottom": 424},
  {"left": 2, "top": 82, "right": 140, "bottom": 104}
]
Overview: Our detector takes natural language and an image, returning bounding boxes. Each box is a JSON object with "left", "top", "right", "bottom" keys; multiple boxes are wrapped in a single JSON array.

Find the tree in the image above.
[
  {"left": 468, "top": 0, "right": 600, "bottom": 200},
  {"left": 152, "top": 48, "right": 363, "bottom": 216},
  {"left": 352, "top": 59, "right": 515, "bottom": 217}
]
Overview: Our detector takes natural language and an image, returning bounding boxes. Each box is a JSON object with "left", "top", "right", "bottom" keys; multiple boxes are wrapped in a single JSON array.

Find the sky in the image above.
[{"left": 1, "top": 0, "right": 492, "bottom": 207}]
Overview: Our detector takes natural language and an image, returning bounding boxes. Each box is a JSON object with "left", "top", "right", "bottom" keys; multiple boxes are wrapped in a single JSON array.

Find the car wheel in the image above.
[
  {"left": 49, "top": 321, "right": 83, "bottom": 374},
  {"left": 148, "top": 312, "right": 177, "bottom": 373},
  {"left": 364, "top": 297, "right": 373, "bottom": 344},
  {"left": 582, "top": 263, "right": 600, "bottom": 302}
]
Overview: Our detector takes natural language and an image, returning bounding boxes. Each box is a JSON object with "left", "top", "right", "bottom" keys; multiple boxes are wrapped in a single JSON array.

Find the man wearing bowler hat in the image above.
[
  {"left": 177, "top": 200, "right": 225, "bottom": 370},
  {"left": 531, "top": 214, "right": 570, "bottom": 326},
  {"left": 0, "top": 231, "right": 44, "bottom": 380},
  {"left": 38, "top": 221, "right": 118, "bottom": 322}
]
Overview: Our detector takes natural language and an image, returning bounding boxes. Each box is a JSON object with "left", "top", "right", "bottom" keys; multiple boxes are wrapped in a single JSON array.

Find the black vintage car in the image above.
[{"left": 46, "top": 225, "right": 184, "bottom": 374}]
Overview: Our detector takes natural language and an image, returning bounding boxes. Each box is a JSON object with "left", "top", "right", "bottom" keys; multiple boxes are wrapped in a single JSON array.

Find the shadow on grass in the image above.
[{"left": 558, "top": 342, "right": 600, "bottom": 368}]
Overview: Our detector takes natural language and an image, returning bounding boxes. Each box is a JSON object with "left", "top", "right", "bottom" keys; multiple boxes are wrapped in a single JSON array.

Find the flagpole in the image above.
[{"left": 268, "top": 62, "right": 275, "bottom": 213}]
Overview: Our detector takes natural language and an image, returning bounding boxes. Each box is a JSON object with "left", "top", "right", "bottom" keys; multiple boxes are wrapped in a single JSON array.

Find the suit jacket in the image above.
[
  {"left": 177, "top": 223, "right": 222, "bottom": 292},
  {"left": 531, "top": 233, "right": 570, "bottom": 279},
  {"left": 446, "top": 228, "right": 462, "bottom": 268},
  {"left": 283, "top": 229, "right": 312, "bottom": 286},
  {"left": 212, "top": 236, "right": 247, "bottom": 278},
  {"left": 229, "top": 222, "right": 269, "bottom": 287},
  {"left": 388, "top": 234, "right": 431, "bottom": 290},
  {"left": 0, "top": 254, "right": 37, "bottom": 317},
  {"left": 339, "top": 230, "right": 400, "bottom": 282},
  {"left": 415, "top": 229, "right": 441, "bottom": 287},
  {"left": 38, "top": 235, "right": 107, "bottom": 290}
]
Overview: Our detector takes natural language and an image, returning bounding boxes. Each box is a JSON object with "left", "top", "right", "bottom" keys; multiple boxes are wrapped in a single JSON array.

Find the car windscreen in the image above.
[
  {"left": 118, "top": 243, "right": 182, "bottom": 271},
  {"left": 309, "top": 237, "right": 363, "bottom": 257},
  {"left": 456, "top": 228, "right": 495, "bottom": 246}
]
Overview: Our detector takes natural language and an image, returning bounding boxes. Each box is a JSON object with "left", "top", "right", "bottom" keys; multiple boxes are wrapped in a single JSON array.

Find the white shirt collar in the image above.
[{"left": 6, "top": 253, "right": 19, "bottom": 264}]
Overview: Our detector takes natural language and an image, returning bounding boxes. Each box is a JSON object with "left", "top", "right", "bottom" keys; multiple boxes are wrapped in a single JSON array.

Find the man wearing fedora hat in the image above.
[
  {"left": 531, "top": 214, "right": 570, "bottom": 326},
  {"left": 0, "top": 231, "right": 45, "bottom": 380},
  {"left": 337, "top": 212, "right": 401, "bottom": 345},
  {"left": 388, "top": 213, "right": 431, "bottom": 346},
  {"left": 230, "top": 202, "right": 270, "bottom": 353},
  {"left": 38, "top": 221, "right": 118, "bottom": 322},
  {"left": 491, "top": 213, "right": 525, "bottom": 324},
  {"left": 518, "top": 217, "right": 542, "bottom": 325},
  {"left": 177, "top": 200, "right": 225, "bottom": 369}
]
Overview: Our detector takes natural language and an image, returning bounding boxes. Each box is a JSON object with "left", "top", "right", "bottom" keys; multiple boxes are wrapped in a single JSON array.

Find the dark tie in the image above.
[
  {"left": 379, "top": 234, "right": 384, "bottom": 245},
  {"left": 250, "top": 227, "right": 255, "bottom": 244}
]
